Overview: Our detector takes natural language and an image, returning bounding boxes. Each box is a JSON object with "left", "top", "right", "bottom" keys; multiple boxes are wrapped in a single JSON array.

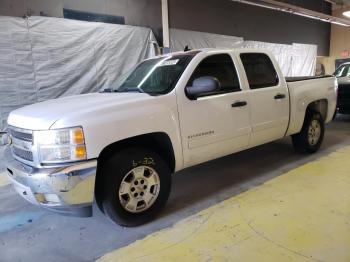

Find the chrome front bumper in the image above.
[{"left": 4, "top": 147, "right": 97, "bottom": 217}]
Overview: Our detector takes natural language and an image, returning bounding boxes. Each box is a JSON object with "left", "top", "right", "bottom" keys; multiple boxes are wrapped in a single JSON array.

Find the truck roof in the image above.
[{"left": 159, "top": 48, "right": 272, "bottom": 58}]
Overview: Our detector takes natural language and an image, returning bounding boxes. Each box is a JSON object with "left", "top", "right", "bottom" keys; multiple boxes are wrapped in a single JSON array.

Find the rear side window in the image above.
[
  {"left": 187, "top": 54, "right": 241, "bottom": 94},
  {"left": 240, "top": 53, "right": 279, "bottom": 89}
]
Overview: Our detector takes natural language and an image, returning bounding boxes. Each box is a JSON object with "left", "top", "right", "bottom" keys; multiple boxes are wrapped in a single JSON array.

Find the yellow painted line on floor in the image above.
[
  {"left": 0, "top": 172, "right": 10, "bottom": 187},
  {"left": 98, "top": 146, "right": 350, "bottom": 262}
]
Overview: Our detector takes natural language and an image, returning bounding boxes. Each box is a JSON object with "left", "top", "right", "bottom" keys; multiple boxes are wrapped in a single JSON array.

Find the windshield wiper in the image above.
[
  {"left": 100, "top": 88, "right": 113, "bottom": 93},
  {"left": 114, "top": 87, "right": 145, "bottom": 93}
]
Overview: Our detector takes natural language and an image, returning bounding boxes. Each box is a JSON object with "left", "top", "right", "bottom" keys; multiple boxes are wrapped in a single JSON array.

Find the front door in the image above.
[{"left": 176, "top": 53, "right": 251, "bottom": 168}]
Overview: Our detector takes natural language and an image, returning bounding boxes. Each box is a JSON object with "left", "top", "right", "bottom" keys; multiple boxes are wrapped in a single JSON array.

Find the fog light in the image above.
[{"left": 44, "top": 194, "right": 60, "bottom": 203}]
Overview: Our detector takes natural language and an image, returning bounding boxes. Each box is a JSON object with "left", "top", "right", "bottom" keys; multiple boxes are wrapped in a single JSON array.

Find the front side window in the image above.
[
  {"left": 335, "top": 64, "right": 350, "bottom": 77},
  {"left": 187, "top": 54, "right": 241, "bottom": 96},
  {"left": 240, "top": 53, "right": 279, "bottom": 89},
  {"left": 110, "top": 52, "right": 198, "bottom": 95}
]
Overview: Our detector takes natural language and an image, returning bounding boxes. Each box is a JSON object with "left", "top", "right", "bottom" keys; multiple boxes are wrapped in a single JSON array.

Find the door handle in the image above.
[
  {"left": 231, "top": 101, "right": 247, "bottom": 108},
  {"left": 274, "top": 93, "right": 286, "bottom": 99}
]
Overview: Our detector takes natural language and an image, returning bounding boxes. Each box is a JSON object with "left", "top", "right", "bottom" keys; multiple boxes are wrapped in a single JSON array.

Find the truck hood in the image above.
[{"left": 7, "top": 92, "right": 152, "bottom": 130}]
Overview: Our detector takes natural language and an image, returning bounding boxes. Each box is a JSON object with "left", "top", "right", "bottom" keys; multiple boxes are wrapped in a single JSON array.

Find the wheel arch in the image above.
[
  {"left": 306, "top": 99, "right": 328, "bottom": 120},
  {"left": 287, "top": 98, "right": 329, "bottom": 137},
  {"left": 291, "top": 100, "right": 325, "bottom": 154}
]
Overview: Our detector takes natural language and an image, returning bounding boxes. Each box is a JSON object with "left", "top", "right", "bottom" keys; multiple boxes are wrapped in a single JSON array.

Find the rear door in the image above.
[
  {"left": 239, "top": 52, "right": 289, "bottom": 146},
  {"left": 176, "top": 52, "right": 251, "bottom": 167}
]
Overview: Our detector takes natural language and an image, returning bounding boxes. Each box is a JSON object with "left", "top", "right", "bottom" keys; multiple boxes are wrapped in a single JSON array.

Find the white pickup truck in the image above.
[{"left": 1, "top": 49, "right": 337, "bottom": 226}]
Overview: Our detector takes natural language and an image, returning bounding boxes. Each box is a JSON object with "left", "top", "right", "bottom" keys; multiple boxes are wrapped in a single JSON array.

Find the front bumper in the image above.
[{"left": 4, "top": 147, "right": 97, "bottom": 217}]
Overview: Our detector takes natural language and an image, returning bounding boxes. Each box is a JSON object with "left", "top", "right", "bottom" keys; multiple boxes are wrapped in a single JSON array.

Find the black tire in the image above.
[
  {"left": 98, "top": 147, "right": 171, "bottom": 227},
  {"left": 292, "top": 110, "right": 324, "bottom": 154}
]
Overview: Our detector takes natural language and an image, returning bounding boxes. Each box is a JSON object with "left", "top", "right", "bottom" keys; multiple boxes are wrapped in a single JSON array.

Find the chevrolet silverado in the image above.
[{"left": 1, "top": 49, "right": 337, "bottom": 226}]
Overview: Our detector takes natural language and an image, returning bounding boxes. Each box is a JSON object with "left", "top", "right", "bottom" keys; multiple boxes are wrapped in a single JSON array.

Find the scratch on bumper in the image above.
[{"left": 4, "top": 147, "right": 97, "bottom": 217}]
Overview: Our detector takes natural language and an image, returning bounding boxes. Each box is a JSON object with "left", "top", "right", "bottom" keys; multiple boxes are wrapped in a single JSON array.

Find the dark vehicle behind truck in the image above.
[{"left": 334, "top": 63, "right": 350, "bottom": 114}]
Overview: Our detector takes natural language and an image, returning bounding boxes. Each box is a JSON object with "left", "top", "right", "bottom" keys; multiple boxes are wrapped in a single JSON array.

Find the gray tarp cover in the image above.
[
  {"left": 0, "top": 20, "right": 318, "bottom": 130},
  {"left": 170, "top": 29, "right": 317, "bottom": 78},
  {"left": 170, "top": 28, "right": 244, "bottom": 51},
  {"left": 0, "top": 16, "right": 157, "bottom": 129},
  {"left": 244, "top": 41, "right": 317, "bottom": 77}
]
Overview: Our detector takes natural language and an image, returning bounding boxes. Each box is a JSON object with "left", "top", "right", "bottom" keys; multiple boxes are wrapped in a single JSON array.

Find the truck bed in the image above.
[{"left": 286, "top": 74, "right": 337, "bottom": 137}]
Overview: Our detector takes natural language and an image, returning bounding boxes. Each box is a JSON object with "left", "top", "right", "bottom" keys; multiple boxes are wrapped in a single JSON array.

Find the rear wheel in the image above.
[
  {"left": 98, "top": 147, "right": 171, "bottom": 227},
  {"left": 292, "top": 110, "right": 324, "bottom": 153}
]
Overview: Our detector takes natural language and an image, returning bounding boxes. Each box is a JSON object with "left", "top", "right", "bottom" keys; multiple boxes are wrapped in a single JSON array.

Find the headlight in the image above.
[{"left": 34, "top": 127, "right": 87, "bottom": 164}]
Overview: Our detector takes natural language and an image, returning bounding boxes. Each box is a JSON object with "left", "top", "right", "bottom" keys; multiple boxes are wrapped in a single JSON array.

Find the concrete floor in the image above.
[
  {"left": 100, "top": 144, "right": 350, "bottom": 261},
  {"left": 0, "top": 115, "right": 350, "bottom": 262}
]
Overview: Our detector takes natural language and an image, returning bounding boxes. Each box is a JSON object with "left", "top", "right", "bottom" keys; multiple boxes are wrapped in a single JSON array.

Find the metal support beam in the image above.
[
  {"left": 231, "top": 0, "right": 350, "bottom": 26},
  {"left": 161, "top": 0, "right": 170, "bottom": 52}
]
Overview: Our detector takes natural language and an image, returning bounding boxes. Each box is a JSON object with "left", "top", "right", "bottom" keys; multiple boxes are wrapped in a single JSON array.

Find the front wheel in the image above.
[
  {"left": 98, "top": 147, "right": 171, "bottom": 227},
  {"left": 292, "top": 110, "right": 324, "bottom": 153}
]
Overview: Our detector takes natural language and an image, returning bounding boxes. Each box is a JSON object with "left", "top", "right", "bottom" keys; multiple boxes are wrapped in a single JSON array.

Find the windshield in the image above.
[
  {"left": 334, "top": 64, "right": 350, "bottom": 77},
  {"left": 110, "top": 53, "right": 197, "bottom": 95}
]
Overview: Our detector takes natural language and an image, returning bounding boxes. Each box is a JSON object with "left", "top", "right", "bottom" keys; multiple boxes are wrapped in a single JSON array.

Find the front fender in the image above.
[{"left": 51, "top": 93, "right": 184, "bottom": 171}]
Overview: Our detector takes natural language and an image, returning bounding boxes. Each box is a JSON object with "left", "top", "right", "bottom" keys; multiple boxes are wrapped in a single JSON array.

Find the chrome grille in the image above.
[
  {"left": 8, "top": 126, "right": 34, "bottom": 163},
  {"left": 12, "top": 146, "right": 34, "bottom": 161},
  {"left": 8, "top": 128, "right": 33, "bottom": 142}
]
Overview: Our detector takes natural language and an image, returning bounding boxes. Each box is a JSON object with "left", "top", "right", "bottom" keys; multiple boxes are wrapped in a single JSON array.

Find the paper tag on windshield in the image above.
[{"left": 161, "top": 59, "right": 179, "bottom": 66}]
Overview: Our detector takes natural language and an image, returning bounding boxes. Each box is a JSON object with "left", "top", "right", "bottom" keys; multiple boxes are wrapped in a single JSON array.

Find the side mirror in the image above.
[
  {"left": 0, "top": 132, "right": 10, "bottom": 146},
  {"left": 186, "top": 76, "right": 221, "bottom": 99}
]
